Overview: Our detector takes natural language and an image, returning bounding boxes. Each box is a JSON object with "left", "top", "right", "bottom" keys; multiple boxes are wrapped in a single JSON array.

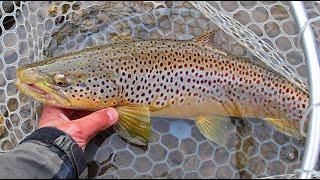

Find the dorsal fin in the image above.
[
  {"left": 192, "top": 31, "right": 217, "bottom": 47},
  {"left": 192, "top": 30, "right": 228, "bottom": 56},
  {"left": 109, "top": 32, "right": 133, "bottom": 42}
]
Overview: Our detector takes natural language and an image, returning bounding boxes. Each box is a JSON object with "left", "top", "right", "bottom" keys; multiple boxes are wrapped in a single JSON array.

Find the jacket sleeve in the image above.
[{"left": 0, "top": 127, "right": 88, "bottom": 179}]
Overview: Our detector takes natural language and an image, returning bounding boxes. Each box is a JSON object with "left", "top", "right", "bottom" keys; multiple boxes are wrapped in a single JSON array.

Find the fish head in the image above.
[{"left": 15, "top": 56, "right": 121, "bottom": 110}]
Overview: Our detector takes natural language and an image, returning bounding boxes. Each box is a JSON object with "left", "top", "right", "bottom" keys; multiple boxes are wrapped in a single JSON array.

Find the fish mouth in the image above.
[
  {"left": 22, "top": 83, "right": 54, "bottom": 100},
  {"left": 15, "top": 79, "right": 71, "bottom": 107}
]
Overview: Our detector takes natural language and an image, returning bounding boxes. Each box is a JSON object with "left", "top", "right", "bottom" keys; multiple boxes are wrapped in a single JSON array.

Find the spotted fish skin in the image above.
[{"left": 16, "top": 35, "right": 309, "bottom": 139}]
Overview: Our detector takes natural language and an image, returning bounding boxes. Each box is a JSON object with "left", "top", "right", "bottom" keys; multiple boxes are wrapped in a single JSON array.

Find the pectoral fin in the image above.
[
  {"left": 195, "top": 115, "right": 230, "bottom": 146},
  {"left": 263, "top": 117, "right": 302, "bottom": 139},
  {"left": 114, "top": 105, "right": 151, "bottom": 146}
]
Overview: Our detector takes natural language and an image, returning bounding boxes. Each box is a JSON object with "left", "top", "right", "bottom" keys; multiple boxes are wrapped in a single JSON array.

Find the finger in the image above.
[
  {"left": 72, "top": 107, "right": 119, "bottom": 137},
  {"left": 39, "top": 105, "right": 70, "bottom": 127}
]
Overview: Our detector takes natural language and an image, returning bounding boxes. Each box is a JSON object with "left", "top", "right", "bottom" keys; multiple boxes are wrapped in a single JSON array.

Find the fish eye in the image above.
[{"left": 53, "top": 74, "right": 68, "bottom": 87}]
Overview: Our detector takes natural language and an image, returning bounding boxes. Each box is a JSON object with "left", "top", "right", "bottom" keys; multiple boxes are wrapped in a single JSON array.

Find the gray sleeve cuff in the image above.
[{"left": 21, "top": 127, "right": 88, "bottom": 179}]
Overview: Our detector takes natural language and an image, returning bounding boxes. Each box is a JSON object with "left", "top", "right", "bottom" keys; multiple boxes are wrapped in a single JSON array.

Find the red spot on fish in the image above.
[{"left": 286, "top": 88, "right": 290, "bottom": 93}]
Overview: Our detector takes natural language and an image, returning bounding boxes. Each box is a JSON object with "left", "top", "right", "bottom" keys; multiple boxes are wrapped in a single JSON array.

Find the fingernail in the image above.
[{"left": 106, "top": 108, "right": 119, "bottom": 124}]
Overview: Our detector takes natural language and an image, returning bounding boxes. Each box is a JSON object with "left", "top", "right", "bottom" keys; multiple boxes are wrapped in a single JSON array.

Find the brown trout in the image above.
[{"left": 15, "top": 32, "right": 309, "bottom": 145}]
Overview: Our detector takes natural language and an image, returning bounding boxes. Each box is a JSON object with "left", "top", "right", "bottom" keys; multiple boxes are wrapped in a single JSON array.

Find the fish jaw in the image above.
[{"left": 15, "top": 67, "right": 72, "bottom": 108}]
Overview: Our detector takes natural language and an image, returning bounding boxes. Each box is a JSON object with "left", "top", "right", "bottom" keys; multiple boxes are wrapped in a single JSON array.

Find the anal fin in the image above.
[
  {"left": 263, "top": 117, "right": 302, "bottom": 139},
  {"left": 114, "top": 105, "right": 151, "bottom": 146},
  {"left": 195, "top": 115, "right": 231, "bottom": 146}
]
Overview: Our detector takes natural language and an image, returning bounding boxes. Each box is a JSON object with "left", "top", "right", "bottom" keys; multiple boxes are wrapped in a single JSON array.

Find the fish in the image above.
[{"left": 15, "top": 31, "right": 309, "bottom": 146}]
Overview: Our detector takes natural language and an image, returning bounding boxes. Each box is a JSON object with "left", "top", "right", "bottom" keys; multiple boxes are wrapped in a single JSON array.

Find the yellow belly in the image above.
[
  {"left": 150, "top": 97, "right": 240, "bottom": 119},
  {"left": 149, "top": 96, "right": 279, "bottom": 120}
]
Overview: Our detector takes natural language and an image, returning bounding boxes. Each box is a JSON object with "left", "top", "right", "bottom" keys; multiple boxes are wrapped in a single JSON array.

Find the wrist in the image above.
[{"left": 21, "top": 127, "right": 88, "bottom": 178}]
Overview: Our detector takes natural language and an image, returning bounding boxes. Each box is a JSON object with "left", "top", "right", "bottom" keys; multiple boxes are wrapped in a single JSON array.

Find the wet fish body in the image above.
[{"left": 16, "top": 32, "right": 309, "bottom": 145}]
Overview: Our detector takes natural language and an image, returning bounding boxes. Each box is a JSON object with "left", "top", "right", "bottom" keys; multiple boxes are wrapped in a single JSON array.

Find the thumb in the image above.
[{"left": 72, "top": 107, "right": 119, "bottom": 137}]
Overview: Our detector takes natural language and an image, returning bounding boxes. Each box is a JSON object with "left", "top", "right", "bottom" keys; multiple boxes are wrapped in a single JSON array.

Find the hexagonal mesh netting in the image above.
[{"left": 0, "top": 1, "right": 319, "bottom": 179}]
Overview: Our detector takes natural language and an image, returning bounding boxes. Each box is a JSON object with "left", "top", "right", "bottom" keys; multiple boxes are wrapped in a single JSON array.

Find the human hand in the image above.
[{"left": 39, "top": 105, "right": 119, "bottom": 150}]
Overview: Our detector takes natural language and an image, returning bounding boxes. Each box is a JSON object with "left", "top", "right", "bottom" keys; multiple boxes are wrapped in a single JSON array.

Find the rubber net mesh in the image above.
[{"left": 0, "top": 1, "right": 319, "bottom": 179}]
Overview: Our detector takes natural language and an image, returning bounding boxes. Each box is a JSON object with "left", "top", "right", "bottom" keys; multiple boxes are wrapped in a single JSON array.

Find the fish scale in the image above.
[{"left": 15, "top": 32, "right": 309, "bottom": 145}]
